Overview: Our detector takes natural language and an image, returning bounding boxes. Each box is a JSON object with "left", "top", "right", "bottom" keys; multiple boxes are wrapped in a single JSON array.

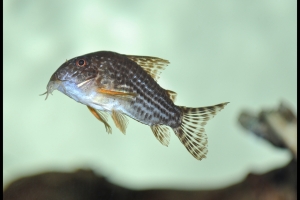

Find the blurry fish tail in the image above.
[{"left": 173, "top": 102, "right": 229, "bottom": 160}]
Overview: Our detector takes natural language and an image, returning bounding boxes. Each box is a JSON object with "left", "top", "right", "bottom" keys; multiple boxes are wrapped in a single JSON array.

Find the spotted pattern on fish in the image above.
[{"left": 42, "top": 51, "right": 229, "bottom": 160}]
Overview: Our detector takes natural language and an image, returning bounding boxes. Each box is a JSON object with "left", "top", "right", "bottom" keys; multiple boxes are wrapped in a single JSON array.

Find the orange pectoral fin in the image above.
[{"left": 97, "top": 88, "right": 137, "bottom": 97}]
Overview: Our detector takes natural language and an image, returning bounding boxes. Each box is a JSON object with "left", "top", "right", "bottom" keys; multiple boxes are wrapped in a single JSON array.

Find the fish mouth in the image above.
[{"left": 40, "top": 73, "right": 64, "bottom": 100}]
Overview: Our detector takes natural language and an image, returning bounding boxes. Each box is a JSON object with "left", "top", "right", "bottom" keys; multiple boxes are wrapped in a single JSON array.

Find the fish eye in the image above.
[{"left": 76, "top": 59, "right": 87, "bottom": 67}]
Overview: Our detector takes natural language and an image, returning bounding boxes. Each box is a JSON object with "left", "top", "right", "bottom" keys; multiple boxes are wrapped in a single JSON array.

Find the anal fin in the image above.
[
  {"left": 151, "top": 124, "right": 171, "bottom": 146},
  {"left": 111, "top": 110, "right": 128, "bottom": 134},
  {"left": 87, "top": 106, "right": 112, "bottom": 134}
]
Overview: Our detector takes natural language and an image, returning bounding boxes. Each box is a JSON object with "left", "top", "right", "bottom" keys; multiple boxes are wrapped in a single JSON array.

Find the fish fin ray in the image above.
[
  {"left": 166, "top": 90, "right": 177, "bottom": 102},
  {"left": 77, "top": 78, "right": 94, "bottom": 88},
  {"left": 111, "top": 110, "right": 128, "bottom": 134},
  {"left": 151, "top": 124, "right": 171, "bottom": 146},
  {"left": 173, "top": 102, "right": 229, "bottom": 160},
  {"left": 87, "top": 106, "right": 112, "bottom": 134},
  {"left": 126, "top": 55, "right": 170, "bottom": 81},
  {"left": 97, "top": 88, "right": 137, "bottom": 98}
]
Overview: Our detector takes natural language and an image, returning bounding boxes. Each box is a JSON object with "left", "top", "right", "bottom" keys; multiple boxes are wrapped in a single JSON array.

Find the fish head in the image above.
[
  {"left": 41, "top": 54, "right": 98, "bottom": 100},
  {"left": 52, "top": 55, "right": 98, "bottom": 84}
]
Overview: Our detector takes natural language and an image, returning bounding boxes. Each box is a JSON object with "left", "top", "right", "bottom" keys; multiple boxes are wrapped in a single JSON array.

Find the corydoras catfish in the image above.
[{"left": 41, "top": 51, "right": 228, "bottom": 160}]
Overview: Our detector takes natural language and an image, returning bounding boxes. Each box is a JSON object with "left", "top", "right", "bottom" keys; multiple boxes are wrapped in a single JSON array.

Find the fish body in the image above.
[{"left": 42, "top": 51, "right": 228, "bottom": 160}]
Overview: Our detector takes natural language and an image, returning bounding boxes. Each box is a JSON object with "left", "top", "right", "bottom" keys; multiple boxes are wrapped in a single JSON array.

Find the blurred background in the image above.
[{"left": 4, "top": 0, "right": 296, "bottom": 191}]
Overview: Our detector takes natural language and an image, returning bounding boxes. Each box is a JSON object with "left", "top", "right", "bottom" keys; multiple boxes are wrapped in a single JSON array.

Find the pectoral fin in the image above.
[
  {"left": 87, "top": 106, "right": 112, "bottom": 134},
  {"left": 111, "top": 110, "right": 128, "bottom": 134},
  {"left": 97, "top": 88, "right": 137, "bottom": 97}
]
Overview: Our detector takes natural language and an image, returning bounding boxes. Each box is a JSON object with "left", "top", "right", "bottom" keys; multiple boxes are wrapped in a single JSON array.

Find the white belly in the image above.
[{"left": 57, "top": 81, "right": 132, "bottom": 115}]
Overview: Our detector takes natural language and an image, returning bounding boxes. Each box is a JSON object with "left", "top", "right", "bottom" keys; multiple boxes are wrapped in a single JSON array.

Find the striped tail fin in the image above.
[{"left": 173, "top": 102, "right": 229, "bottom": 160}]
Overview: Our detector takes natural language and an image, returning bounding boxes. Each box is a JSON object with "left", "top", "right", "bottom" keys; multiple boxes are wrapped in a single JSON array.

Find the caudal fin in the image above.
[{"left": 173, "top": 102, "right": 229, "bottom": 160}]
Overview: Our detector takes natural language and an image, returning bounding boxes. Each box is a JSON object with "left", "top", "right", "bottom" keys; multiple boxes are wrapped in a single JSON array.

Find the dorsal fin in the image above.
[
  {"left": 166, "top": 90, "right": 177, "bottom": 102},
  {"left": 126, "top": 55, "right": 170, "bottom": 81}
]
